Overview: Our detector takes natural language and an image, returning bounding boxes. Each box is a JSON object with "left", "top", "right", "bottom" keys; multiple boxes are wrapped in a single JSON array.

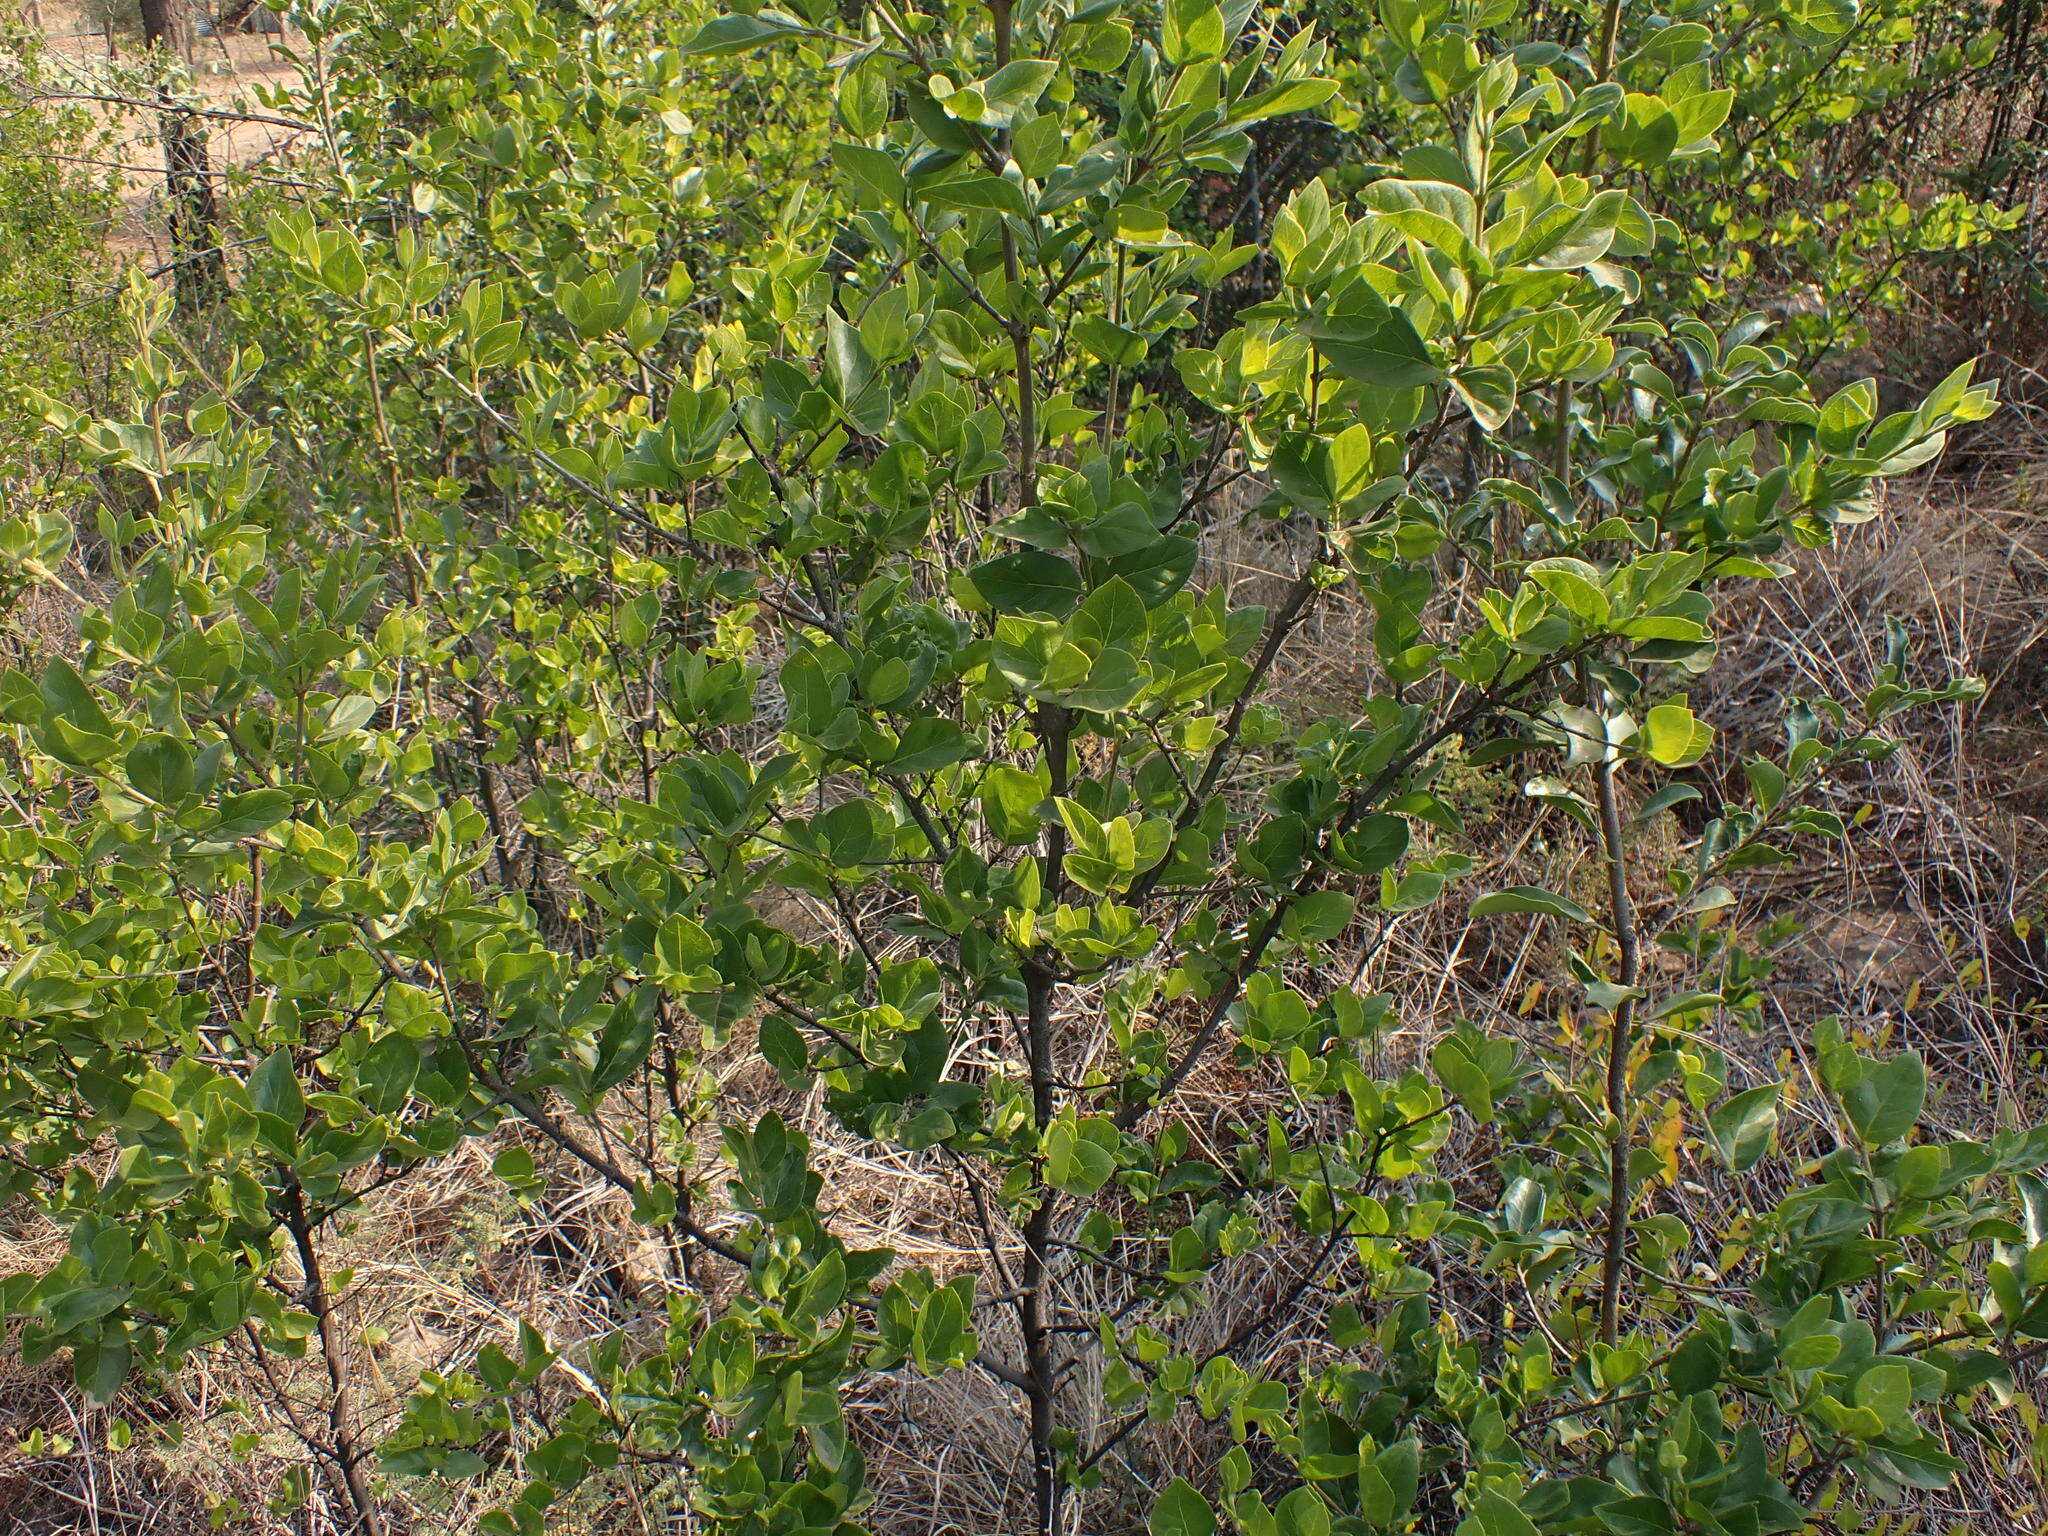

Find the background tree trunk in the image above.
[{"left": 138, "top": 0, "right": 227, "bottom": 309}]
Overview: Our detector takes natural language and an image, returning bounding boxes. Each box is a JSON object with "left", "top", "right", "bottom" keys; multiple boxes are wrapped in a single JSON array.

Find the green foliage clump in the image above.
[
  {"left": 0, "top": 20, "right": 121, "bottom": 601},
  {"left": 0, "top": 1, "right": 2041, "bottom": 1534},
  {"left": 1301, "top": 0, "right": 2040, "bottom": 377}
]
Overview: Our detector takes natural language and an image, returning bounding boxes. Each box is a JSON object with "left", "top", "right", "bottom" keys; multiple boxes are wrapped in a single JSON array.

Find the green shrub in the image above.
[
  {"left": 0, "top": 19, "right": 121, "bottom": 606},
  {"left": 1295, "top": 0, "right": 2040, "bottom": 390},
  {"left": 0, "top": 2, "right": 2040, "bottom": 1534}
]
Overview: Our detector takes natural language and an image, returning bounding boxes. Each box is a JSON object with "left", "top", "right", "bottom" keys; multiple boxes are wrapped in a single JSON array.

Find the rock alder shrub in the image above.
[{"left": 1, "top": 1, "right": 2041, "bottom": 1534}]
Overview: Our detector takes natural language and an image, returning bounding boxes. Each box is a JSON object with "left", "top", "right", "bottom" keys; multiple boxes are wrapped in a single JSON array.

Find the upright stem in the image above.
[
  {"left": 1566, "top": 20, "right": 1638, "bottom": 1331},
  {"left": 1010, "top": 311, "right": 1038, "bottom": 505},
  {"left": 1590, "top": 0, "right": 1626, "bottom": 91},
  {"left": 990, "top": 0, "right": 1013, "bottom": 66},
  {"left": 1581, "top": 660, "right": 1640, "bottom": 1347},
  {"left": 999, "top": 0, "right": 1050, "bottom": 1497},
  {"left": 278, "top": 1181, "right": 385, "bottom": 1536},
  {"left": 1550, "top": 0, "right": 1627, "bottom": 500},
  {"left": 245, "top": 843, "right": 263, "bottom": 1017},
  {"left": 1017, "top": 702, "right": 1071, "bottom": 1536},
  {"left": 363, "top": 343, "right": 418, "bottom": 604},
  {"left": 1104, "top": 246, "right": 1127, "bottom": 453},
  {"left": 990, "top": 0, "right": 1037, "bottom": 507},
  {"left": 460, "top": 684, "right": 519, "bottom": 891},
  {"left": 1019, "top": 969, "right": 1061, "bottom": 1536}
]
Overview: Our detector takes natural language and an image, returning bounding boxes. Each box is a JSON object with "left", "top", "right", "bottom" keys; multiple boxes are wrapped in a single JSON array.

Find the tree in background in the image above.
[{"left": 136, "top": 0, "right": 227, "bottom": 307}]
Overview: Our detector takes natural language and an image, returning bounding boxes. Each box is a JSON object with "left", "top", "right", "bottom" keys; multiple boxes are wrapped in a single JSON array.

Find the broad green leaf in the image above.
[
  {"left": 925, "top": 175, "right": 1032, "bottom": 219},
  {"left": 1075, "top": 316, "right": 1147, "bottom": 367},
  {"left": 1276, "top": 1487, "right": 1330, "bottom": 1536},
  {"left": 75, "top": 1338, "right": 131, "bottom": 1406},
  {"left": 1526, "top": 558, "right": 1610, "bottom": 627},
  {"left": 1112, "top": 204, "right": 1188, "bottom": 247},
  {"left": 1284, "top": 890, "right": 1356, "bottom": 943},
  {"left": 1432, "top": 1035, "right": 1494, "bottom": 1121},
  {"left": 1643, "top": 702, "right": 1713, "bottom": 767},
  {"left": 1818, "top": 378, "right": 1878, "bottom": 451},
  {"left": 40, "top": 655, "right": 117, "bottom": 737},
  {"left": 1457, "top": 1486, "right": 1541, "bottom": 1536},
  {"left": 1044, "top": 1116, "right": 1118, "bottom": 1195},
  {"left": 1853, "top": 1360, "right": 1915, "bottom": 1422},
  {"left": 680, "top": 12, "right": 799, "bottom": 56},
  {"left": 1783, "top": 0, "right": 1858, "bottom": 42},
  {"left": 1071, "top": 577, "right": 1150, "bottom": 649},
  {"left": 1843, "top": 1051, "right": 1926, "bottom": 1147},
  {"left": 1336, "top": 813, "right": 1409, "bottom": 875},
  {"left": 971, "top": 552, "right": 1085, "bottom": 615},
  {"left": 211, "top": 789, "right": 296, "bottom": 842},
  {"left": 837, "top": 56, "right": 890, "bottom": 137},
  {"left": 1707, "top": 1084, "right": 1780, "bottom": 1172},
  {"left": 1150, "top": 1478, "right": 1217, "bottom": 1536},
  {"left": 126, "top": 733, "right": 195, "bottom": 805},
  {"left": 1361, "top": 179, "right": 1486, "bottom": 269},
  {"left": 980, "top": 765, "right": 1048, "bottom": 844},
  {"left": 832, "top": 142, "right": 906, "bottom": 205},
  {"left": 1297, "top": 306, "right": 1439, "bottom": 390},
  {"left": 1161, "top": 0, "right": 1226, "bottom": 63},
  {"left": 1469, "top": 886, "right": 1597, "bottom": 925},
  {"left": 250, "top": 1049, "right": 305, "bottom": 1127},
  {"left": 655, "top": 914, "right": 717, "bottom": 986},
  {"left": 977, "top": 59, "right": 1058, "bottom": 126},
  {"left": 1450, "top": 364, "right": 1516, "bottom": 431}
]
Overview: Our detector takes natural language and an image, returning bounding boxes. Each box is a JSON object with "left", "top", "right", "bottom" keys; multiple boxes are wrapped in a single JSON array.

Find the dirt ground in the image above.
[{"left": 32, "top": 0, "right": 307, "bottom": 258}]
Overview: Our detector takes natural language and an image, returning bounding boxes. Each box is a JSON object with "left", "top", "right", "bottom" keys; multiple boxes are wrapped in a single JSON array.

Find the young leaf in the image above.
[
  {"left": 1643, "top": 702, "right": 1713, "bottom": 767},
  {"left": 1161, "top": 0, "right": 1226, "bottom": 64}
]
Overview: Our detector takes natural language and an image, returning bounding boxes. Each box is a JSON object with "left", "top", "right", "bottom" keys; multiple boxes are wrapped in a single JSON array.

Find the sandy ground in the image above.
[{"left": 32, "top": 0, "right": 309, "bottom": 259}]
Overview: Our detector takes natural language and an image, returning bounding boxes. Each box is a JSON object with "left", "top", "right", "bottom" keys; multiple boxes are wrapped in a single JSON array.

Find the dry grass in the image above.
[{"left": 1705, "top": 474, "right": 2048, "bottom": 1129}]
